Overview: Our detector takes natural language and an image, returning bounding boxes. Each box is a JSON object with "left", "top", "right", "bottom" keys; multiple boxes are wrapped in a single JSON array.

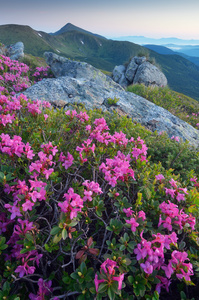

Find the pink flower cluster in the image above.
[
  {"left": 58, "top": 188, "right": 83, "bottom": 220},
  {"left": 76, "top": 138, "right": 96, "bottom": 163},
  {"left": 4, "top": 179, "right": 47, "bottom": 216},
  {"left": 162, "top": 250, "right": 194, "bottom": 282},
  {"left": 88, "top": 117, "right": 111, "bottom": 145},
  {"left": 29, "top": 142, "right": 58, "bottom": 180},
  {"left": 171, "top": 136, "right": 180, "bottom": 142},
  {"left": 165, "top": 178, "right": 188, "bottom": 201},
  {"left": 29, "top": 278, "right": 54, "bottom": 300},
  {"left": 158, "top": 200, "right": 195, "bottom": 231},
  {"left": 82, "top": 180, "right": 103, "bottom": 202},
  {"left": 99, "top": 151, "right": 135, "bottom": 187},
  {"left": 5, "top": 218, "right": 43, "bottom": 278},
  {"left": 131, "top": 136, "right": 148, "bottom": 162},
  {"left": 59, "top": 151, "right": 74, "bottom": 170},
  {"left": 0, "top": 94, "right": 22, "bottom": 126},
  {"left": 134, "top": 230, "right": 194, "bottom": 284},
  {"left": 0, "top": 92, "right": 51, "bottom": 127},
  {"left": 0, "top": 54, "right": 31, "bottom": 93},
  {"left": 124, "top": 209, "right": 146, "bottom": 232},
  {"left": 32, "top": 66, "right": 50, "bottom": 80},
  {"left": 0, "top": 133, "right": 35, "bottom": 159},
  {"left": 94, "top": 258, "right": 124, "bottom": 292},
  {"left": 134, "top": 231, "right": 178, "bottom": 275},
  {"left": 110, "top": 131, "right": 129, "bottom": 147},
  {"left": 186, "top": 112, "right": 199, "bottom": 128},
  {"left": 15, "top": 250, "right": 42, "bottom": 278},
  {"left": 65, "top": 109, "right": 89, "bottom": 122},
  {"left": 190, "top": 176, "right": 199, "bottom": 188},
  {"left": 155, "top": 173, "right": 165, "bottom": 182}
]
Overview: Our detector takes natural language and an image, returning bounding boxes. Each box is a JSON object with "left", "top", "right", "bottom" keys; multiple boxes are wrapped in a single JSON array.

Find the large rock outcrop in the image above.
[
  {"left": 113, "top": 56, "right": 167, "bottom": 88},
  {"left": 22, "top": 52, "right": 199, "bottom": 148}
]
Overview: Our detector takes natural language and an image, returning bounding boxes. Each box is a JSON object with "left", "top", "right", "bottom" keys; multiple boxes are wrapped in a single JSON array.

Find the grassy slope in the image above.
[{"left": 0, "top": 24, "right": 55, "bottom": 56}]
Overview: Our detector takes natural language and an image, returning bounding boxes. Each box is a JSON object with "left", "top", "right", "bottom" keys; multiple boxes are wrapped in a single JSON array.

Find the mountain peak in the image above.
[{"left": 50, "top": 23, "right": 106, "bottom": 39}]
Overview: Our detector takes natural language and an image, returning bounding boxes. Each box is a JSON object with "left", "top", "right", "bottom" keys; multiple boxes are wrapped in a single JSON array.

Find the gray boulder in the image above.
[
  {"left": 44, "top": 52, "right": 99, "bottom": 80},
  {"left": 112, "top": 65, "right": 129, "bottom": 87},
  {"left": 134, "top": 61, "right": 167, "bottom": 87},
  {"left": 22, "top": 53, "right": 199, "bottom": 148},
  {"left": 112, "top": 55, "right": 167, "bottom": 88},
  {"left": 125, "top": 58, "right": 138, "bottom": 82},
  {"left": 112, "top": 65, "right": 125, "bottom": 82},
  {"left": 6, "top": 42, "right": 24, "bottom": 60}
]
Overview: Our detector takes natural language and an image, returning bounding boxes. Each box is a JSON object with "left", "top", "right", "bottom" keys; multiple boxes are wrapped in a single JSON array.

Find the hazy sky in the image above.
[{"left": 1, "top": 0, "right": 199, "bottom": 39}]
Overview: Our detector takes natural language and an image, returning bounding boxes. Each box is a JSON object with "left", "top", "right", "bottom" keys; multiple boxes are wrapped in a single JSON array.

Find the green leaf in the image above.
[
  {"left": 0, "top": 244, "right": 8, "bottom": 250},
  {"left": 0, "top": 171, "right": 5, "bottom": 180},
  {"left": 110, "top": 280, "right": 120, "bottom": 294},
  {"left": 50, "top": 226, "right": 61, "bottom": 235},
  {"left": 128, "top": 275, "right": 134, "bottom": 284},
  {"left": 71, "top": 272, "right": 79, "bottom": 280},
  {"left": 25, "top": 233, "right": 34, "bottom": 242},
  {"left": 119, "top": 245, "right": 126, "bottom": 251},
  {"left": 98, "top": 282, "right": 108, "bottom": 293},
  {"left": 152, "top": 291, "right": 159, "bottom": 300},
  {"left": 108, "top": 287, "right": 115, "bottom": 300},
  {"left": 89, "top": 287, "right": 96, "bottom": 294},
  {"left": 20, "top": 248, "right": 32, "bottom": 254},
  {"left": 0, "top": 236, "right": 6, "bottom": 245},
  {"left": 136, "top": 192, "right": 142, "bottom": 206},
  {"left": 53, "top": 233, "right": 62, "bottom": 243},
  {"left": 80, "top": 262, "right": 87, "bottom": 274},
  {"left": 62, "top": 228, "right": 68, "bottom": 240}
]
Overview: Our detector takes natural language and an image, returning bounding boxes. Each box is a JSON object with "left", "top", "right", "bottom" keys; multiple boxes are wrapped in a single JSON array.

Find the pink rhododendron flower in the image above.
[
  {"left": 29, "top": 278, "right": 53, "bottom": 300},
  {"left": 82, "top": 180, "right": 102, "bottom": 202},
  {"left": 123, "top": 207, "right": 134, "bottom": 217},
  {"left": 155, "top": 174, "right": 165, "bottom": 181},
  {"left": 112, "top": 273, "right": 125, "bottom": 290},
  {"left": 58, "top": 188, "right": 83, "bottom": 219},
  {"left": 59, "top": 151, "right": 74, "bottom": 170},
  {"left": 126, "top": 217, "right": 139, "bottom": 232},
  {"left": 44, "top": 114, "right": 48, "bottom": 121},
  {"left": 95, "top": 259, "right": 124, "bottom": 293},
  {"left": 140, "top": 261, "right": 153, "bottom": 274}
]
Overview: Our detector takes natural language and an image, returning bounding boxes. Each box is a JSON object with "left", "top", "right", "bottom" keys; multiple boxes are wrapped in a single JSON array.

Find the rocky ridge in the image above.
[{"left": 22, "top": 52, "right": 199, "bottom": 148}]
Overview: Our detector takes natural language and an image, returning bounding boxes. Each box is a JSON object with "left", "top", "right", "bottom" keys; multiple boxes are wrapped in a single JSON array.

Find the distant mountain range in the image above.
[
  {"left": 112, "top": 35, "right": 199, "bottom": 46},
  {"left": 1, "top": 23, "right": 199, "bottom": 100},
  {"left": 144, "top": 44, "right": 199, "bottom": 66}
]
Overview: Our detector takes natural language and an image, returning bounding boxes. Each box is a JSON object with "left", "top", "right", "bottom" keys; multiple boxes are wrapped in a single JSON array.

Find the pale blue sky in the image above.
[{"left": 1, "top": 0, "right": 199, "bottom": 38}]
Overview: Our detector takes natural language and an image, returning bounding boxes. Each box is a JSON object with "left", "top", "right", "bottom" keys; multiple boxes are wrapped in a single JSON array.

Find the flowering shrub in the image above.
[{"left": 0, "top": 53, "right": 199, "bottom": 300}]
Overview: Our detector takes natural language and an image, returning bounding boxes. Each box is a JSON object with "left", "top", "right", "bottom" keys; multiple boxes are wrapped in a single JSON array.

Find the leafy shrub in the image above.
[
  {"left": 106, "top": 97, "right": 119, "bottom": 106},
  {"left": 0, "top": 54, "right": 199, "bottom": 300}
]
